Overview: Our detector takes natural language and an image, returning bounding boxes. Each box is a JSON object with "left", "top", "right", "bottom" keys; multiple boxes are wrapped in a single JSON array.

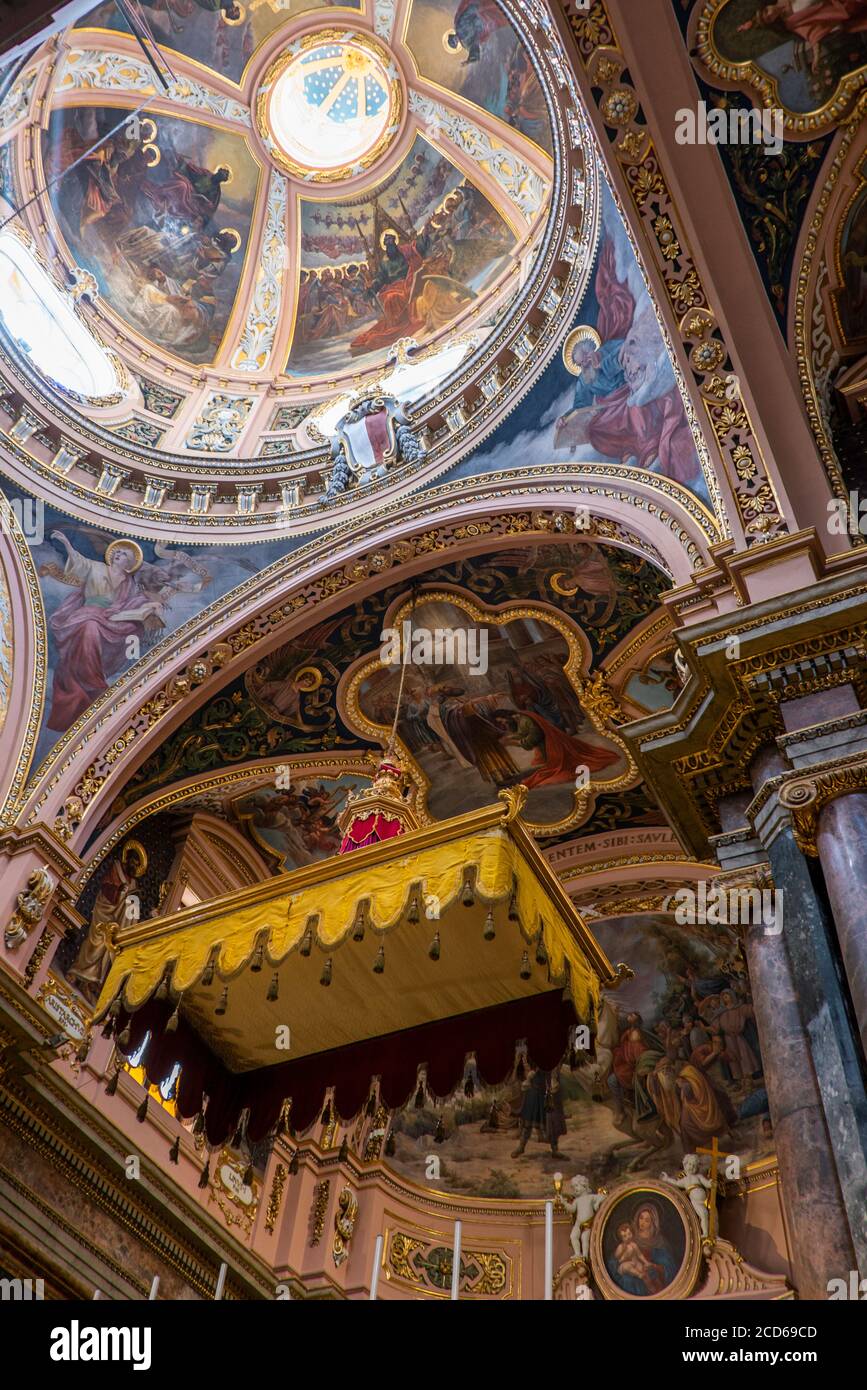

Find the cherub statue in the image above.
[
  {"left": 562, "top": 1173, "right": 606, "bottom": 1261},
  {"left": 661, "top": 1153, "right": 713, "bottom": 1238}
]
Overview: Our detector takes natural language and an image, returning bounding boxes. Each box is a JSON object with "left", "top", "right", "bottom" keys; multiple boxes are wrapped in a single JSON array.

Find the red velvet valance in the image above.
[{"left": 117, "top": 988, "right": 577, "bottom": 1145}]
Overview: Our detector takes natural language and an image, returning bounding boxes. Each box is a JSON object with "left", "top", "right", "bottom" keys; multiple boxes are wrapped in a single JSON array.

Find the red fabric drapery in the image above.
[
  {"left": 118, "top": 989, "right": 577, "bottom": 1144},
  {"left": 339, "top": 811, "right": 404, "bottom": 854}
]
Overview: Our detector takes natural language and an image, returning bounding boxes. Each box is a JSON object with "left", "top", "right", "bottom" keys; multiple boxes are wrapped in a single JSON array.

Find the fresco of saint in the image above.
[
  {"left": 406, "top": 0, "right": 554, "bottom": 153},
  {"left": 708, "top": 0, "right": 867, "bottom": 116},
  {"left": 289, "top": 144, "right": 514, "bottom": 376},
  {"left": 45, "top": 106, "right": 254, "bottom": 364}
]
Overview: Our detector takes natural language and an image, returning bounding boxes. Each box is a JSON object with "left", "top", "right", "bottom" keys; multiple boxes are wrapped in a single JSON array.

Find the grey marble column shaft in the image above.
[
  {"left": 817, "top": 793, "right": 867, "bottom": 1062},
  {"left": 741, "top": 918, "right": 856, "bottom": 1297}
]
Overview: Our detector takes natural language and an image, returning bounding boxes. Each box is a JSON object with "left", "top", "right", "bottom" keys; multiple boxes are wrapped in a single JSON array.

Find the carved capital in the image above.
[{"left": 778, "top": 755, "right": 867, "bottom": 857}]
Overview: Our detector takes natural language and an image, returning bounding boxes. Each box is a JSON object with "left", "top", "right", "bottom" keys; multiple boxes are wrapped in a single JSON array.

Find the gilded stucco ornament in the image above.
[
  {"left": 5, "top": 864, "right": 55, "bottom": 950},
  {"left": 322, "top": 395, "right": 427, "bottom": 500}
]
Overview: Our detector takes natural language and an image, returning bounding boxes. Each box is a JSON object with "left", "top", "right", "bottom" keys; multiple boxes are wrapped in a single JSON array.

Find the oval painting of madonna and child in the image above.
[{"left": 592, "top": 1181, "right": 701, "bottom": 1300}]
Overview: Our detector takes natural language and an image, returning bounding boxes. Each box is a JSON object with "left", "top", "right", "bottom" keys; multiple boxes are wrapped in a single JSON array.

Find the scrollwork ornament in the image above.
[{"left": 5, "top": 865, "right": 55, "bottom": 951}]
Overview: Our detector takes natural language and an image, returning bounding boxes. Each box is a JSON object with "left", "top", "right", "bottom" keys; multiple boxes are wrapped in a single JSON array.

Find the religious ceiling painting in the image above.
[
  {"left": 111, "top": 540, "right": 670, "bottom": 833},
  {"left": 345, "top": 593, "right": 634, "bottom": 833},
  {"left": 695, "top": 0, "right": 867, "bottom": 132},
  {"left": 231, "top": 772, "right": 370, "bottom": 870},
  {"left": 401, "top": 0, "right": 554, "bottom": 155},
  {"left": 452, "top": 183, "right": 713, "bottom": 512},
  {"left": 288, "top": 135, "right": 517, "bottom": 376},
  {"left": 25, "top": 496, "right": 295, "bottom": 766},
  {"left": 74, "top": 0, "right": 364, "bottom": 89},
  {"left": 386, "top": 913, "right": 770, "bottom": 1201},
  {"left": 43, "top": 105, "right": 259, "bottom": 365}
]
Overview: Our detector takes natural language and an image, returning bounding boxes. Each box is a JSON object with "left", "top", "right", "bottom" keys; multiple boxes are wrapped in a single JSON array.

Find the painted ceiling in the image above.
[
  {"left": 0, "top": 0, "right": 570, "bottom": 473},
  {"left": 85, "top": 536, "right": 674, "bottom": 864}
]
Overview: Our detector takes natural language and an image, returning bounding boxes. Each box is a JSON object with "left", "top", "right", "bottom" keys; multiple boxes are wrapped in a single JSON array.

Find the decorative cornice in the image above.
[{"left": 561, "top": 0, "right": 788, "bottom": 547}]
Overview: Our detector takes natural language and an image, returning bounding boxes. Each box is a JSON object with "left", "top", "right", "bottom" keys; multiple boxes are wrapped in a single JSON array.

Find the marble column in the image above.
[
  {"left": 748, "top": 750, "right": 867, "bottom": 1278},
  {"left": 714, "top": 794, "right": 857, "bottom": 1295},
  {"left": 741, "top": 917, "right": 856, "bottom": 1297},
  {"left": 816, "top": 793, "right": 867, "bottom": 1062}
]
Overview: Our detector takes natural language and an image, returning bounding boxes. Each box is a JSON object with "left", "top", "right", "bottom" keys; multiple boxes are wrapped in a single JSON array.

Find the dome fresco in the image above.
[
  {"left": 0, "top": 0, "right": 572, "bottom": 476},
  {"left": 0, "top": 0, "right": 862, "bottom": 1320}
]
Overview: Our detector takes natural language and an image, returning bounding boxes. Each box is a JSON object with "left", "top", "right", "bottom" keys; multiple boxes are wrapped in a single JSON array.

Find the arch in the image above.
[{"left": 20, "top": 476, "right": 706, "bottom": 845}]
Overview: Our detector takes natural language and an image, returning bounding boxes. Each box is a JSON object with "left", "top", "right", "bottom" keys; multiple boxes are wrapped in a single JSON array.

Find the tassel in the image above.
[
  {"left": 338, "top": 1137, "right": 349, "bottom": 1162},
  {"left": 407, "top": 892, "right": 420, "bottom": 923},
  {"left": 352, "top": 903, "right": 366, "bottom": 942},
  {"left": 215, "top": 987, "right": 228, "bottom": 1016},
  {"left": 155, "top": 973, "right": 169, "bottom": 1002},
  {"left": 520, "top": 950, "right": 531, "bottom": 980},
  {"left": 243, "top": 1163, "right": 254, "bottom": 1187},
  {"left": 434, "top": 1117, "right": 445, "bottom": 1143},
  {"left": 562, "top": 965, "right": 573, "bottom": 1006},
  {"left": 288, "top": 1150, "right": 300, "bottom": 1176},
  {"left": 136, "top": 1095, "right": 148, "bottom": 1123},
  {"left": 414, "top": 1082, "right": 425, "bottom": 1109},
  {"left": 461, "top": 875, "right": 475, "bottom": 907},
  {"left": 428, "top": 930, "right": 441, "bottom": 961},
  {"left": 267, "top": 972, "right": 279, "bottom": 1002},
  {"left": 385, "top": 1131, "right": 396, "bottom": 1157},
  {"left": 197, "top": 1157, "right": 210, "bottom": 1190},
  {"left": 508, "top": 890, "right": 519, "bottom": 922},
  {"left": 483, "top": 908, "right": 495, "bottom": 941},
  {"left": 117, "top": 1024, "right": 131, "bottom": 1048},
  {"left": 300, "top": 924, "right": 313, "bottom": 957},
  {"left": 320, "top": 957, "right": 332, "bottom": 987},
  {"left": 104, "top": 1068, "right": 120, "bottom": 1096},
  {"left": 109, "top": 997, "right": 122, "bottom": 1020},
  {"left": 201, "top": 954, "right": 215, "bottom": 988},
  {"left": 535, "top": 934, "right": 547, "bottom": 966},
  {"left": 192, "top": 1109, "right": 205, "bottom": 1136},
  {"left": 372, "top": 943, "right": 385, "bottom": 974},
  {"left": 464, "top": 1075, "right": 474, "bottom": 1098},
  {"left": 100, "top": 1016, "right": 114, "bottom": 1039},
  {"left": 165, "top": 998, "right": 181, "bottom": 1033},
  {"left": 168, "top": 1135, "right": 180, "bottom": 1165},
  {"left": 250, "top": 939, "right": 264, "bottom": 973}
]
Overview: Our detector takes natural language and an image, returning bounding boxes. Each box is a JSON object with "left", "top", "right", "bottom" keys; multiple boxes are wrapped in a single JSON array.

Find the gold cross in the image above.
[{"left": 695, "top": 1136, "right": 734, "bottom": 1242}]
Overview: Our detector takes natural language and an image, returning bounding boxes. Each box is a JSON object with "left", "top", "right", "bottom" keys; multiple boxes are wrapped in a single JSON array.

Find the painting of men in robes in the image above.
[
  {"left": 463, "top": 182, "right": 709, "bottom": 505},
  {"left": 353, "top": 598, "right": 628, "bottom": 829},
  {"left": 707, "top": 0, "right": 867, "bottom": 117},
  {"left": 45, "top": 106, "right": 256, "bottom": 364},
  {"left": 382, "top": 914, "right": 770, "bottom": 1200},
  {"left": 75, "top": 0, "right": 362, "bottom": 86},
  {"left": 289, "top": 140, "right": 514, "bottom": 376},
  {"left": 405, "top": 0, "right": 554, "bottom": 153},
  {"left": 28, "top": 503, "right": 279, "bottom": 764},
  {"left": 554, "top": 230, "right": 701, "bottom": 490}
]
